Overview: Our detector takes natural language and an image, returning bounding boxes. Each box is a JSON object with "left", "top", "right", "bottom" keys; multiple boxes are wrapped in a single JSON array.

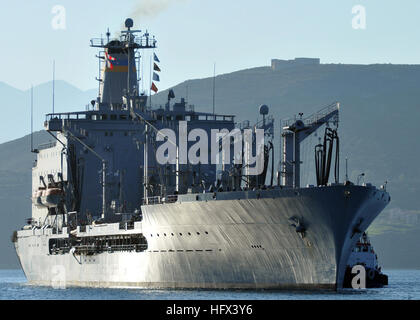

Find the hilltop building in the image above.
[{"left": 271, "top": 58, "right": 320, "bottom": 71}]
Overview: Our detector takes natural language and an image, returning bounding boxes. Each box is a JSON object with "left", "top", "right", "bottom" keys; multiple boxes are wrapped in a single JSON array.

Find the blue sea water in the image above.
[{"left": 0, "top": 269, "right": 419, "bottom": 300}]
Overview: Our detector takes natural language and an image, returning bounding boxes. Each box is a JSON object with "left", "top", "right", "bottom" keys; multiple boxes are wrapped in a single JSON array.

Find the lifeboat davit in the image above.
[{"left": 40, "top": 188, "right": 64, "bottom": 208}]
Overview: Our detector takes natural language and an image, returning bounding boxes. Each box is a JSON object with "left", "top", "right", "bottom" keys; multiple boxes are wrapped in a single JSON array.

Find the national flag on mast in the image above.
[
  {"left": 153, "top": 63, "right": 161, "bottom": 72},
  {"left": 153, "top": 53, "right": 160, "bottom": 63},
  {"left": 153, "top": 72, "right": 160, "bottom": 82},
  {"left": 104, "top": 51, "right": 128, "bottom": 72},
  {"left": 151, "top": 82, "right": 158, "bottom": 93},
  {"left": 105, "top": 52, "right": 116, "bottom": 70}
]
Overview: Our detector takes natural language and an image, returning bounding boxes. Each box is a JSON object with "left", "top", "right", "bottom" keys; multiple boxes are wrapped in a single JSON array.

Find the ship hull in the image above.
[{"left": 15, "top": 185, "right": 389, "bottom": 290}]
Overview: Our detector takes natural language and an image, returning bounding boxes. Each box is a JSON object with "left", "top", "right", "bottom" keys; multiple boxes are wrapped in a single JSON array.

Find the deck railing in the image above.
[
  {"left": 143, "top": 194, "right": 178, "bottom": 205},
  {"left": 282, "top": 102, "right": 339, "bottom": 128}
]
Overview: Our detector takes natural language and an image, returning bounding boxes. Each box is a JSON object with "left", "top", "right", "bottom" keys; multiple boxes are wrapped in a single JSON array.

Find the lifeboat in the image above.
[
  {"left": 40, "top": 187, "right": 64, "bottom": 208},
  {"left": 31, "top": 188, "right": 45, "bottom": 207}
]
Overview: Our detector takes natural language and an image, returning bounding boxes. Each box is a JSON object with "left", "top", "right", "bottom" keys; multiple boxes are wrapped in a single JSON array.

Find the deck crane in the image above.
[{"left": 281, "top": 102, "right": 339, "bottom": 188}]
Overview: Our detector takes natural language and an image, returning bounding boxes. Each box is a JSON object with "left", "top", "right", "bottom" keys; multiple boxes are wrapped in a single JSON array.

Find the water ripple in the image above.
[{"left": 0, "top": 269, "right": 419, "bottom": 300}]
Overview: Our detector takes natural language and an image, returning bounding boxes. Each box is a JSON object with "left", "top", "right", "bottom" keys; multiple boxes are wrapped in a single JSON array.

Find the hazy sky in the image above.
[{"left": 1, "top": 0, "right": 419, "bottom": 92}]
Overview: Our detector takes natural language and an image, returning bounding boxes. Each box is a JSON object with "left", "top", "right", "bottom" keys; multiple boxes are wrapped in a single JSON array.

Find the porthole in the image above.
[
  {"left": 205, "top": 231, "right": 208, "bottom": 234},
  {"left": 179, "top": 233, "right": 182, "bottom": 236},
  {"left": 196, "top": 232, "right": 200, "bottom": 235},
  {"left": 188, "top": 232, "right": 191, "bottom": 236}
]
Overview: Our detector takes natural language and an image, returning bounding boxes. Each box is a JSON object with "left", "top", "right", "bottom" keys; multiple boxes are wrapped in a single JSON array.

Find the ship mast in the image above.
[
  {"left": 124, "top": 19, "right": 133, "bottom": 97},
  {"left": 144, "top": 124, "right": 148, "bottom": 204},
  {"left": 89, "top": 18, "right": 156, "bottom": 108}
]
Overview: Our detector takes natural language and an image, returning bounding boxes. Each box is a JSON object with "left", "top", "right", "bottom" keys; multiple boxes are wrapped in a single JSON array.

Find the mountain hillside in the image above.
[
  {"left": 0, "top": 131, "right": 49, "bottom": 268},
  {"left": 153, "top": 63, "right": 420, "bottom": 213},
  {"left": 0, "top": 62, "right": 419, "bottom": 269},
  {"left": 0, "top": 80, "right": 97, "bottom": 144}
]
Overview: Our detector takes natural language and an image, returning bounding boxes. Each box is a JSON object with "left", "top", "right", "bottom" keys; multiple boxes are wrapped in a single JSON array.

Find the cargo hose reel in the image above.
[{"left": 315, "top": 127, "right": 340, "bottom": 186}]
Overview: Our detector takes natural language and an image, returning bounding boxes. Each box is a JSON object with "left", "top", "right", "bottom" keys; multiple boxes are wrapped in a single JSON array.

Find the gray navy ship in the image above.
[{"left": 13, "top": 19, "right": 390, "bottom": 290}]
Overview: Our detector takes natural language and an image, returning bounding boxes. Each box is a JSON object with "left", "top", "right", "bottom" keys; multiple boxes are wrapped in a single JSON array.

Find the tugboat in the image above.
[{"left": 343, "top": 232, "right": 388, "bottom": 288}]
